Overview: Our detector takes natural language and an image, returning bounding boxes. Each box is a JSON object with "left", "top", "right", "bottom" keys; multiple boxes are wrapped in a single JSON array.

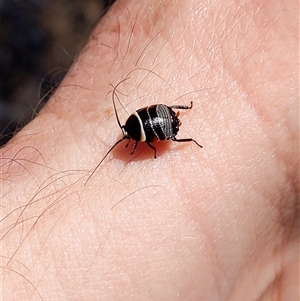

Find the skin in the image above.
[{"left": 1, "top": 0, "right": 298, "bottom": 300}]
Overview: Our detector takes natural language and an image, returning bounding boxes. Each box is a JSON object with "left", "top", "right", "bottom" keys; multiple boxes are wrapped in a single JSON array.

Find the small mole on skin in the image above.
[{"left": 104, "top": 106, "right": 112, "bottom": 119}]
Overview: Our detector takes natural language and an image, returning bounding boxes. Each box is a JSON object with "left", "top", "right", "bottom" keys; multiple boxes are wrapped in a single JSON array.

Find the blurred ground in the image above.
[{"left": 0, "top": 0, "right": 115, "bottom": 145}]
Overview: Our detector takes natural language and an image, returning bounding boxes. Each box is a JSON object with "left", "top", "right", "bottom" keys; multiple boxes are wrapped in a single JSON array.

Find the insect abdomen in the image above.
[
  {"left": 133, "top": 105, "right": 178, "bottom": 142},
  {"left": 155, "top": 104, "right": 177, "bottom": 139}
]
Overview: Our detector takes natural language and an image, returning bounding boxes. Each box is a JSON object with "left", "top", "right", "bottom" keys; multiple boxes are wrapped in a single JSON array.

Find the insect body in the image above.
[
  {"left": 124, "top": 103, "right": 202, "bottom": 158},
  {"left": 85, "top": 85, "right": 202, "bottom": 184}
]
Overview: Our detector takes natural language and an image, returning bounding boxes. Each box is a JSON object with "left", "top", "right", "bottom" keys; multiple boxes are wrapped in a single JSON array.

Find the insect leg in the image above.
[
  {"left": 125, "top": 139, "right": 131, "bottom": 148},
  {"left": 130, "top": 141, "right": 139, "bottom": 155},
  {"left": 172, "top": 137, "right": 203, "bottom": 148},
  {"left": 146, "top": 142, "right": 157, "bottom": 158},
  {"left": 170, "top": 101, "right": 193, "bottom": 110}
]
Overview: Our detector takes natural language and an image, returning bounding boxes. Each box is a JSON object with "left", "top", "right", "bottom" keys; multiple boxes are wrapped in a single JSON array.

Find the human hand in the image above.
[{"left": 2, "top": 1, "right": 298, "bottom": 300}]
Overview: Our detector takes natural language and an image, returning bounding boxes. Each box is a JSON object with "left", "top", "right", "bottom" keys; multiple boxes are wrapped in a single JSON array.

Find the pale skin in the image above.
[{"left": 1, "top": 0, "right": 299, "bottom": 300}]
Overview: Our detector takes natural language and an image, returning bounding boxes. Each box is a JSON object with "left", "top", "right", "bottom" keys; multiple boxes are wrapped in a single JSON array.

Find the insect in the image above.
[{"left": 85, "top": 83, "right": 203, "bottom": 184}]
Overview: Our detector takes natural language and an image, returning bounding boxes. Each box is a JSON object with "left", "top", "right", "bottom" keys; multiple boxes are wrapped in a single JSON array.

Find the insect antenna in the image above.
[
  {"left": 84, "top": 78, "right": 131, "bottom": 186},
  {"left": 111, "top": 77, "right": 131, "bottom": 131},
  {"left": 84, "top": 137, "right": 126, "bottom": 186}
]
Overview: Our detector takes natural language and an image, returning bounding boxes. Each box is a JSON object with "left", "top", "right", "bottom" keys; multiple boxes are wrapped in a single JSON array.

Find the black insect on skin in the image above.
[
  {"left": 124, "top": 103, "right": 203, "bottom": 158},
  {"left": 85, "top": 82, "right": 203, "bottom": 184}
]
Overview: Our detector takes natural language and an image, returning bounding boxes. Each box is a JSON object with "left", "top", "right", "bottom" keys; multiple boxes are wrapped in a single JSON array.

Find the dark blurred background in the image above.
[{"left": 0, "top": 0, "right": 115, "bottom": 145}]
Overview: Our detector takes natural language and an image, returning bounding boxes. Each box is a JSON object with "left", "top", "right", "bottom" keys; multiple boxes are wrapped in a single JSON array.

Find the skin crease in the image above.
[{"left": 1, "top": 0, "right": 298, "bottom": 300}]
